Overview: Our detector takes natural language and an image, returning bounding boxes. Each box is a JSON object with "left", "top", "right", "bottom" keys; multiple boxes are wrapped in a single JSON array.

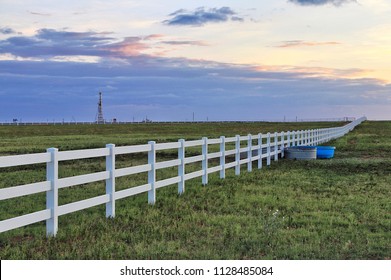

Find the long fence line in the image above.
[{"left": 0, "top": 117, "right": 366, "bottom": 236}]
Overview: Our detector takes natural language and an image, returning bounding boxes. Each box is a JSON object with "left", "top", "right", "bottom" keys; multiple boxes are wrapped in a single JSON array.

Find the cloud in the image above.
[
  {"left": 275, "top": 40, "right": 341, "bottom": 48},
  {"left": 1, "top": 28, "right": 388, "bottom": 121},
  {"left": 0, "top": 27, "right": 16, "bottom": 35},
  {"left": 0, "top": 56, "right": 388, "bottom": 122},
  {"left": 288, "top": 0, "right": 356, "bottom": 6},
  {"left": 106, "top": 36, "right": 150, "bottom": 56},
  {"left": 162, "top": 40, "right": 209, "bottom": 46},
  {"left": 0, "top": 29, "right": 209, "bottom": 59},
  {"left": 0, "top": 29, "right": 153, "bottom": 58},
  {"left": 163, "top": 7, "right": 244, "bottom": 26},
  {"left": 29, "top": 11, "right": 52, "bottom": 16},
  {"left": 143, "top": 34, "right": 165, "bottom": 40}
]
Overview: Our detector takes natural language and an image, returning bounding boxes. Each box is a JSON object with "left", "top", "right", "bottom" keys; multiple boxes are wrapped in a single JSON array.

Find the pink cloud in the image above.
[{"left": 275, "top": 40, "right": 341, "bottom": 48}]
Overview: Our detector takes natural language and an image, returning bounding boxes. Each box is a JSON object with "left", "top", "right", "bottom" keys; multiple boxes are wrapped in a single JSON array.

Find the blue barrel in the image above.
[{"left": 316, "top": 146, "right": 335, "bottom": 159}]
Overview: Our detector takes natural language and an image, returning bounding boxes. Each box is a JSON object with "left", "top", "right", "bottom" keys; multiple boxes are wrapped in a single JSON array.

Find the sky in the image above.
[{"left": 0, "top": 0, "right": 390, "bottom": 122}]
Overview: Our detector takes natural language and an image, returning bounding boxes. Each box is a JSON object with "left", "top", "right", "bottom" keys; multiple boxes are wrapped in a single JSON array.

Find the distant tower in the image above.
[{"left": 96, "top": 92, "right": 105, "bottom": 124}]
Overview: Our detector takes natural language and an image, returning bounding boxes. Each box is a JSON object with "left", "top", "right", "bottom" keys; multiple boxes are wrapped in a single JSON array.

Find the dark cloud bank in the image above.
[
  {"left": 163, "top": 7, "right": 244, "bottom": 26},
  {"left": 0, "top": 27, "right": 17, "bottom": 34}
]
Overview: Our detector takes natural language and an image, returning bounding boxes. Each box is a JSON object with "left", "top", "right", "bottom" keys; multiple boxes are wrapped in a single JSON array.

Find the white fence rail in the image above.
[{"left": 0, "top": 117, "right": 366, "bottom": 236}]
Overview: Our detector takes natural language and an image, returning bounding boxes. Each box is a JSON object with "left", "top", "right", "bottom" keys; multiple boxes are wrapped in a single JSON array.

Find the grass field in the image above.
[{"left": 0, "top": 121, "right": 390, "bottom": 259}]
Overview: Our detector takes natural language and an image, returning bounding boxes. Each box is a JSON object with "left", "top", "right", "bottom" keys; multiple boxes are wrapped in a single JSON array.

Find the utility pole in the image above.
[{"left": 96, "top": 92, "right": 104, "bottom": 124}]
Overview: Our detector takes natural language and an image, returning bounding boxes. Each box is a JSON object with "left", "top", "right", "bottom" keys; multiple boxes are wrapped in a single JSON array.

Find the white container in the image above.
[{"left": 285, "top": 146, "right": 317, "bottom": 160}]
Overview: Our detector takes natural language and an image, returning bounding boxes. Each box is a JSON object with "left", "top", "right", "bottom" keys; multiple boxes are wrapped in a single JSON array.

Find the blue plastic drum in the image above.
[{"left": 316, "top": 146, "right": 336, "bottom": 159}]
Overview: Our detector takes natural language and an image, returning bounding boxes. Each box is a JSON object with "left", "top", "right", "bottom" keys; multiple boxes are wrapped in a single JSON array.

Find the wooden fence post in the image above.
[
  {"left": 281, "top": 132, "right": 285, "bottom": 158},
  {"left": 202, "top": 137, "right": 208, "bottom": 185},
  {"left": 258, "top": 133, "right": 262, "bottom": 169},
  {"left": 247, "top": 134, "right": 252, "bottom": 172},
  {"left": 46, "top": 147, "right": 58, "bottom": 237},
  {"left": 220, "top": 136, "right": 225, "bottom": 179},
  {"left": 148, "top": 141, "right": 156, "bottom": 204},
  {"left": 178, "top": 139, "right": 185, "bottom": 195},
  {"left": 106, "top": 144, "right": 116, "bottom": 218},
  {"left": 235, "top": 135, "right": 240, "bottom": 175}
]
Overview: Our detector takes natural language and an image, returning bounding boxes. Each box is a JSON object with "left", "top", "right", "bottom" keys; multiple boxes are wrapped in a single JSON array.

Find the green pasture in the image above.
[{"left": 0, "top": 121, "right": 389, "bottom": 259}]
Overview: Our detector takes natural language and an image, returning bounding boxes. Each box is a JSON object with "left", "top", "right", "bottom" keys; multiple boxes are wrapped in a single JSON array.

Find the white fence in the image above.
[{"left": 0, "top": 117, "right": 366, "bottom": 236}]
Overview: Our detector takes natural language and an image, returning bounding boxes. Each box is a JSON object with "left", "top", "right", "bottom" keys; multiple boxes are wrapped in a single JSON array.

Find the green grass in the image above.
[{"left": 0, "top": 121, "right": 390, "bottom": 259}]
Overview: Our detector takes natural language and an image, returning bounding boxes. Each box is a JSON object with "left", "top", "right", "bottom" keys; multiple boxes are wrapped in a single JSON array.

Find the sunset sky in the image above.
[{"left": 0, "top": 0, "right": 390, "bottom": 122}]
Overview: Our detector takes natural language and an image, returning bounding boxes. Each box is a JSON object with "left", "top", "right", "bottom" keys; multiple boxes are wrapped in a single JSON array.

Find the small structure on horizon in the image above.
[
  {"left": 142, "top": 116, "right": 152, "bottom": 123},
  {"left": 96, "top": 92, "right": 105, "bottom": 124}
]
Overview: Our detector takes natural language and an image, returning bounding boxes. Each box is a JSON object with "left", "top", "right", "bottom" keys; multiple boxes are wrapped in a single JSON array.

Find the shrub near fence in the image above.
[{"left": 0, "top": 117, "right": 366, "bottom": 237}]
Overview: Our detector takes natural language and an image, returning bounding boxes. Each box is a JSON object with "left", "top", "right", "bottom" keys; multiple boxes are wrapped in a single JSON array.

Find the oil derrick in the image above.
[{"left": 96, "top": 92, "right": 105, "bottom": 124}]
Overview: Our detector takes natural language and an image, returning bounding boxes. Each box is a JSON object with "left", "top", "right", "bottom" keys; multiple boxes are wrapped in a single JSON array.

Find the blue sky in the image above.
[{"left": 0, "top": 0, "right": 390, "bottom": 122}]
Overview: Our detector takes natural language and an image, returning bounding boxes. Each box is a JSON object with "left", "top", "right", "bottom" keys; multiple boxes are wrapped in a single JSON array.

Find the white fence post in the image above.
[
  {"left": 281, "top": 132, "right": 285, "bottom": 158},
  {"left": 316, "top": 129, "right": 321, "bottom": 144},
  {"left": 267, "top": 133, "right": 271, "bottom": 166},
  {"left": 298, "top": 130, "right": 301, "bottom": 145},
  {"left": 46, "top": 147, "right": 58, "bottom": 237},
  {"left": 148, "top": 141, "right": 156, "bottom": 204},
  {"left": 178, "top": 139, "right": 185, "bottom": 195},
  {"left": 247, "top": 134, "right": 252, "bottom": 172},
  {"left": 220, "top": 136, "right": 225, "bottom": 179},
  {"left": 106, "top": 144, "right": 116, "bottom": 218},
  {"left": 310, "top": 130, "right": 313, "bottom": 145},
  {"left": 258, "top": 133, "right": 262, "bottom": 169},
  {"left": 292, "top": 130, "right": 296, "bottom": 146},
  {"left": 319, "top": 129, "right": 323, "bottom": 144},
  {"left": 235, "top": 135, "right": 241, "bottom": 175},
  {"left": 287, "top": 131, "right": 291, "bottom": 148},
  {"left": 306, "top": 130, "right": 309, "bottom": 145},
  {"left": 274, "top": 132, "right": 278, "bottom": 161},
  {"left": 202, "top": 137, "right": 208, "bottom": 185}
]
